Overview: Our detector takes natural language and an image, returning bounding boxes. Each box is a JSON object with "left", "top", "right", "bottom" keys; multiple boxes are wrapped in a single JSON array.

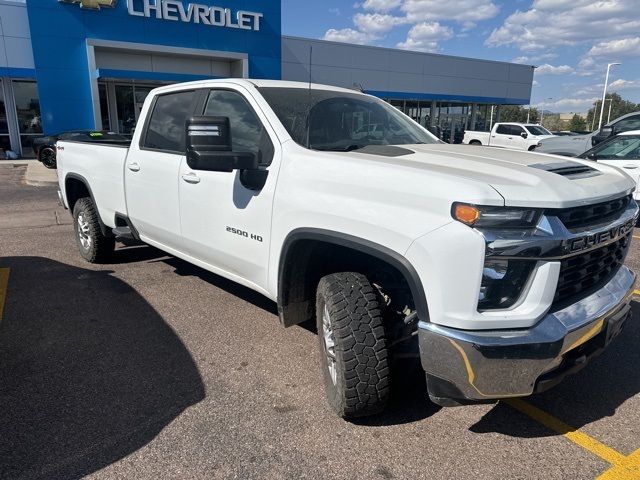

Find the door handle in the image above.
[
  {"left": 623, "top": 165, "right": 638, "bottom": 169},
  {"left": 127, "top": 162, "right": 140, "bottom": 172},
  {"left": 182, "top": 173, "right": 201, "bottom": 184}
]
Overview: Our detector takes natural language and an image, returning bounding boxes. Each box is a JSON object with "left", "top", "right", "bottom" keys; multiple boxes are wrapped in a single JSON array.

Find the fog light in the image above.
[{"left": 478, "top": 259, "right": 534, "bottom": 310}]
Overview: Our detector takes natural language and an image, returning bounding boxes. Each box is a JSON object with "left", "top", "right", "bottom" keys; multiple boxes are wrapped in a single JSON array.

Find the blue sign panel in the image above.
[{"left": 26, "top": 0, "right": 282, "bottom": 134}]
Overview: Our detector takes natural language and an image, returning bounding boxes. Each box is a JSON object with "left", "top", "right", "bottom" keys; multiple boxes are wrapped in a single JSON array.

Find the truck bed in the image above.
[{"left": 57, "top": 140, "right": 130, "bottom": 229}]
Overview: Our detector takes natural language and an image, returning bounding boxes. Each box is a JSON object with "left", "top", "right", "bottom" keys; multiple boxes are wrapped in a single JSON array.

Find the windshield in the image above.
[
  {"left": 258, "top": 87, "right": 438, "bottom": 151},
  {"left": 526, "top": 125, "right": 552, "bottom": 136}
]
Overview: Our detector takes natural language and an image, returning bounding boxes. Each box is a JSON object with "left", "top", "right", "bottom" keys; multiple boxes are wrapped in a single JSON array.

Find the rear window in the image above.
[{"left": 143, "top": 90, "right": 198, "bottom": 153}]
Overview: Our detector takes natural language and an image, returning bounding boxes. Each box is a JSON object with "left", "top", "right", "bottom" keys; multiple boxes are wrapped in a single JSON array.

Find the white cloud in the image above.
[
  {"left": 353, "top": 13, "right": 408, "bottom": 34},
  {"left": 588, "top": 37, "right": 640, "bottom": 57},
  {"left": 538, "top": 97, "right": 600, "bottom": 112},
  {"left": 486, "top": 0, "right": 640, "bottom": 51},
  {"left": 396, "top": 21, "right": 453, "bottom": 52},
  {"left": 532, "top": 80, "right": 539, "bottom": 86},
  {"left": 323, "top": 28, "right": 379, "bottom": 45},
  {"left": 512, "top": 53, "right": 557, "bottom": 64},
  {"left": 608, "top": 79, "right": 640, "bottom": 91},
  {"left": 328, "top": 8, "right": 341, "bottom": 16},
  {"left": 401, "top": 0, "right": 499, "bottom": 24},
  {"left": 361, "top": 0, "right": 402, "bottom": 12},
  {"left": 535, "top": 64, "right": 575, "bottom": 75}
]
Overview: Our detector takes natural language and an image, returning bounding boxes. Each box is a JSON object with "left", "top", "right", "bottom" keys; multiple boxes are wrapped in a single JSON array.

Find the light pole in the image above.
[
  {"left": 540, "top": 98, "right": 553, "bottom": 125},
  {"left": 606, "top": 98, "right": 613, "bottom": 124},
  {"left": 598, "top": 62, "right": 621, "bottom": 130}
]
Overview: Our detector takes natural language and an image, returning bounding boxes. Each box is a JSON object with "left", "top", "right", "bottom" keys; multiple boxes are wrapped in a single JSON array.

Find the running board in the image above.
[
  {"left": 112, "top": 226, "right": 136, "bottom": 239},
  {"left": 112, "top": 212, "right": 141, "bottom": 240}
]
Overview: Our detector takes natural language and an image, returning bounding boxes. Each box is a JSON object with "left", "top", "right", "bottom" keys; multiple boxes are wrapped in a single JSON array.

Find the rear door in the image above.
[
  {"left": 178, "top": 85, "right": 280, "bottom": 292},
  {"left": 124, "top": 89, "right": 200, "bottom": 251},
  {"left": 491, "top": 124, "right": 514, "bottom": 148},
  {"left": 587, "top": 135, "right": 640, "bottom": 200}
]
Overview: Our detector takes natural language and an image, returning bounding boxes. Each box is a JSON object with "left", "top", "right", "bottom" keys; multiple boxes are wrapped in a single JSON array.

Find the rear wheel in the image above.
[
  {"left": 39, "top": 147, "right": 57, "bottom": 169},
  {"left": 469, "top": 140, "right": 482, "bottom": 146},
  {"left": 73, "top": 197, "right": 115, "bottom": 263},
  {"left": 316, "top": 272, "right": 391, "bottom": 419}
]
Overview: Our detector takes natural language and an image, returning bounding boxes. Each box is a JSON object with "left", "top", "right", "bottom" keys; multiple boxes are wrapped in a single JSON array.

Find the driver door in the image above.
[{"left": 178, "top": 86, "right": 280, "bottom": 292}]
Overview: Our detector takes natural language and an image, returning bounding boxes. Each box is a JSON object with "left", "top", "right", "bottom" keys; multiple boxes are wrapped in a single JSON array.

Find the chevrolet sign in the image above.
[
  {"left": 127, "top": 0, "right": 263, "bottom": 31},
  {"left": 60, "top": 0, "right": 117, "bottom": 9}
]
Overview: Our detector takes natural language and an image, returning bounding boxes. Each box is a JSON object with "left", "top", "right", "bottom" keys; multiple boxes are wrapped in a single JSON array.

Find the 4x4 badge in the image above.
[{"left": 59, "top": 0, "right": 117, "bottom": 10}]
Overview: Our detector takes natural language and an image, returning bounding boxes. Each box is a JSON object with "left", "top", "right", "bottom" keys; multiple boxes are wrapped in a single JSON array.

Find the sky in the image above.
[{"left": 281, "top": 0, "right": 640, "bottom": 114}]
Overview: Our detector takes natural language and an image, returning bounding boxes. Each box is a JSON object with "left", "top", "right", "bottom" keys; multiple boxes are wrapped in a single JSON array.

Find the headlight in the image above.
[
  {"left": 452, "top": 203, "right": 542, "bottom": 229},
  {"left": 478, "top": 259, "right": 535, "bottom": 310}
]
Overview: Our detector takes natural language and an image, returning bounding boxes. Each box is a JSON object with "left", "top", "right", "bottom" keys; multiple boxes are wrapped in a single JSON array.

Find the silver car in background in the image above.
[{"left": 536, "top": 111, "right": 640, "bottom": 157}]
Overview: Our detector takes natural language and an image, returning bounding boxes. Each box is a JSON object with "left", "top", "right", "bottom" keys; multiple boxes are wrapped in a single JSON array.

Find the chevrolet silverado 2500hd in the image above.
[
  {"left": 463, "top": 122, "right": 555, "bottom": 150},
  {"left": 57, "top": 79, "right": 638, "bottom": 419}
]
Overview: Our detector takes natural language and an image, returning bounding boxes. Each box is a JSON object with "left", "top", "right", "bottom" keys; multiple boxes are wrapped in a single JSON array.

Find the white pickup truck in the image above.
[
  {"left": 57, "top": 79, "right": 637, "bottom": 419},
  {"left": 463, "top": 122, "right": 555, "bottom": 150}
]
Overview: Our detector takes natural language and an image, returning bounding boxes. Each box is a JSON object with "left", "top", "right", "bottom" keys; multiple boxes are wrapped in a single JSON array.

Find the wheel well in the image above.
[
  {"left": 278, "top": 235, "right": 425, "bottom": 329},
  {"left": 469, "top": 140, "right": 482, "bottom": 145},
  {"left": 65, "top": 177, "right": 91, "bottom": 213},
  {"left": 528, "top": 145, "right": 537, "bottom": 151}
]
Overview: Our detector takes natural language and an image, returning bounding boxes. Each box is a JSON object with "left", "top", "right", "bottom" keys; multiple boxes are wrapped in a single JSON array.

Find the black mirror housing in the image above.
[
  {"left": 592, "top": 126, "right": 613, "bottom": 147},
  {"left": 520, "top": 132, "right": 528, "bottom": 139},
  {"left": 186, "top": 116, "right": 258, "bottom": 172}
]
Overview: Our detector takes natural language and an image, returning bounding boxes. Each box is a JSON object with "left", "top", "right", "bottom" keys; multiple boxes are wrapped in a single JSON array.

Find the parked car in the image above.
[
  {"left": 463, "top": 123, "right": 555, "bottom": 150},
  {"left": 56, "top": 79, "right": 638, "bottom": 419},
  {"left": 536, "top": 111, "right": 640, "bottom": 157},
  {"left": 580, "top": 130, "right": 640, "bottom": 203},
  {"left": 32, "top": 130, "right": 129, "bottom": 169}
]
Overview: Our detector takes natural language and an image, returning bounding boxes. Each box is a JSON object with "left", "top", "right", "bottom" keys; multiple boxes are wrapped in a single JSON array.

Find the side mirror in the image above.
[
  {"left": 592, "top": 126, "right": 613, "bottom": 147},
  {"left": 186, "top": 116, "right": 258, "bottom": 172},
  {"left": 520, "top": 132, "right": 528, "bottom": 139},
  {"left": 586, "top": 153, "right": 598, "bottom": 160}
]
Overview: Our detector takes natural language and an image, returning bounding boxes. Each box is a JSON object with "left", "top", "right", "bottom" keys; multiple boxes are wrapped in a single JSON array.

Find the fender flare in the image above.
[
  {"left": 278, "top": 228, "right": 429, "bottom": 325},
  {"left": 64, "top": 172, "right": 112, "bottom": 237}
]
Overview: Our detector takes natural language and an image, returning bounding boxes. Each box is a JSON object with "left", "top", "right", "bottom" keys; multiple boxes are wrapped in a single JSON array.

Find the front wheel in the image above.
[
  {"left": 469, "top": 140, "right": 482, "bottom": 146},
  {"left": 73, "top": 197, "right": 115, "bottom": 263},
  {"left": 316, "top": 272, "right": 391, "bottom": 419}
]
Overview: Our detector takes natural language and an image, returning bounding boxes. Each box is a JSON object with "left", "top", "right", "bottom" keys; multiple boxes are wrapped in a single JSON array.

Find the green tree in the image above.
[
  {"left": 568, "top": 114, "right": 587, "bottom": 132},
  {"left": 585, "top": 93, "right": 640, "bottom": 130},
  {"left": 498, "top": 105, "right": 539, "bottom": 123}
]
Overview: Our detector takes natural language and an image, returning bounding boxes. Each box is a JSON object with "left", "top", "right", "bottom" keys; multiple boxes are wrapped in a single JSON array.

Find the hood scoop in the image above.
[
  {"left": 351, "top": 145, "right": 415, "bottom": 157},
  {"left": 528, "top": 161, "right": 601, "bottom": 179}
]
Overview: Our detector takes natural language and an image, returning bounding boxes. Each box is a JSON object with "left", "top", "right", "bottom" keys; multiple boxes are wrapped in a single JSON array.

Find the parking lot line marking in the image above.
[
  {"left": 633, "top": 235, "right": 640, "bottom": 240},
  {"left": 634, "top": 289, "right": 640, "bottom": 296},
  {"left": 0, "top": 268, "right": 9, "bottom": 321},
  {"left": 504, "top": 399, "right": 626, "bottom": 466}
]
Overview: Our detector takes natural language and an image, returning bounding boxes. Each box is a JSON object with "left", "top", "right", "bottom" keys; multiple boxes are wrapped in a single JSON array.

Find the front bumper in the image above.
[{"left": 419, "top": 265, "right": 636, "bottom": 406}]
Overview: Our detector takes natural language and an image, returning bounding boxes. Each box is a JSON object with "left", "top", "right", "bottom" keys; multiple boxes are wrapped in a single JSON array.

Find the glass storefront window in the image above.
[
  {"left": 0, "top": 79, "right": 10, "bottom": 155},
  {"left": 98, "top": 83, "right": 111, "bottom": 131},
  {"left": 13, "top": 80, "right": 42, "bottom": 158},
  {"left": 114, "top": 84, "right": 153, "bottom": 135}
]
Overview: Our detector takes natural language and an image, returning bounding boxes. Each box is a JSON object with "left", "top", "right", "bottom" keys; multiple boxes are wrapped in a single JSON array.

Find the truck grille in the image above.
[
  {"left": 554, "top": 233, "right": 631, "bottom": 305},
  {"left": 551, "top": 195, "right": 632, "bottom": 230}
]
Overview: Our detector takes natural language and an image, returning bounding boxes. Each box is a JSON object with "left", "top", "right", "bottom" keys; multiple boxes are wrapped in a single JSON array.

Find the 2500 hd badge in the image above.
[{"left": 226, "top": 226, "right": 263, "bottom": 243}]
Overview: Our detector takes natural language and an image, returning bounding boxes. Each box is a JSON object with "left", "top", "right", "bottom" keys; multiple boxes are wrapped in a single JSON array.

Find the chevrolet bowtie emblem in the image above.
[{"left": 59, "top": 0, "right": 117, "bottom": 10}]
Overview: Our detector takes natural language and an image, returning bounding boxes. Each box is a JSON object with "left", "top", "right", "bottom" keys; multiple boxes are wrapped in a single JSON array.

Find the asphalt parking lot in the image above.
[{"left": 1, "top": 162, "right": 640, "bottom": 480}]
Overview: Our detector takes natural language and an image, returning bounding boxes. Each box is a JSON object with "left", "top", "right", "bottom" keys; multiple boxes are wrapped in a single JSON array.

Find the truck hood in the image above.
[{"left": 343, "top": 143, "right": 635, "bottom": 209}]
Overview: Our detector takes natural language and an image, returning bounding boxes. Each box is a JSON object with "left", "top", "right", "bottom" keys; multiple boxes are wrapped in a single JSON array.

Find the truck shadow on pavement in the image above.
[
  {"left": 0, "top": 256, "right": 205, "bottom": 480},
  {"left": 470, "top": 300, "right": 640, "bottom": 437}
]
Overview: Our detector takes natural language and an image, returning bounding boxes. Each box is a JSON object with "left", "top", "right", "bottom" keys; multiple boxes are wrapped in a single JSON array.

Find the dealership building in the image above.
[{"left": 0, "top": 0, "right": 534, "bottom": 157}]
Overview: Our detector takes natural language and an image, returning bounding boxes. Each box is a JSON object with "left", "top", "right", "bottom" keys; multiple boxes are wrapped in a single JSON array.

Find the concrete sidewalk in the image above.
[{"left": 20, "top": 160, "right": 58, "bottom": 187}]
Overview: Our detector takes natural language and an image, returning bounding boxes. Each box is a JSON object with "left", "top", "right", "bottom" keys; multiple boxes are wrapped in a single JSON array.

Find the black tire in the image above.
[
  {"left": 469, "top": 140, "right": 482, "bottom": 145},
  {"left": 72, "top": 197, "right": 115, "bottom": 263},
  {"left": 39, "top": 147, "right": 57, "bottom": 169},
  {"left": 316, "top": 272, "right": 390, "bottom": 418}
]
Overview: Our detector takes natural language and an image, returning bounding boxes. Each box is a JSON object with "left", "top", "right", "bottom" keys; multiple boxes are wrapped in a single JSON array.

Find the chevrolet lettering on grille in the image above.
[{"left": 566, "top": 219, "right": 635, "bottom": 254}]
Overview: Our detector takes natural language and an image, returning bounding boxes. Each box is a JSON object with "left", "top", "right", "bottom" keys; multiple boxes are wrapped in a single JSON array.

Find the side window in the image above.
[
  {"left": 204, "top": 90, "right": 274, "bottom": 166},
  {"left": 496, "top": 124, "right": 510, "bottom": 135},
  {"left": 613, "top": 115, "right": 640, "bottom": 134},
  {"left": 143, "top": 90, "right": 198, "bottom": 153},
  {"left": 511, "top": 125, "right": 524, "bottom": 135},
  {"left": 593, "top": 137, "right": 640, "bottom": 159}
]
